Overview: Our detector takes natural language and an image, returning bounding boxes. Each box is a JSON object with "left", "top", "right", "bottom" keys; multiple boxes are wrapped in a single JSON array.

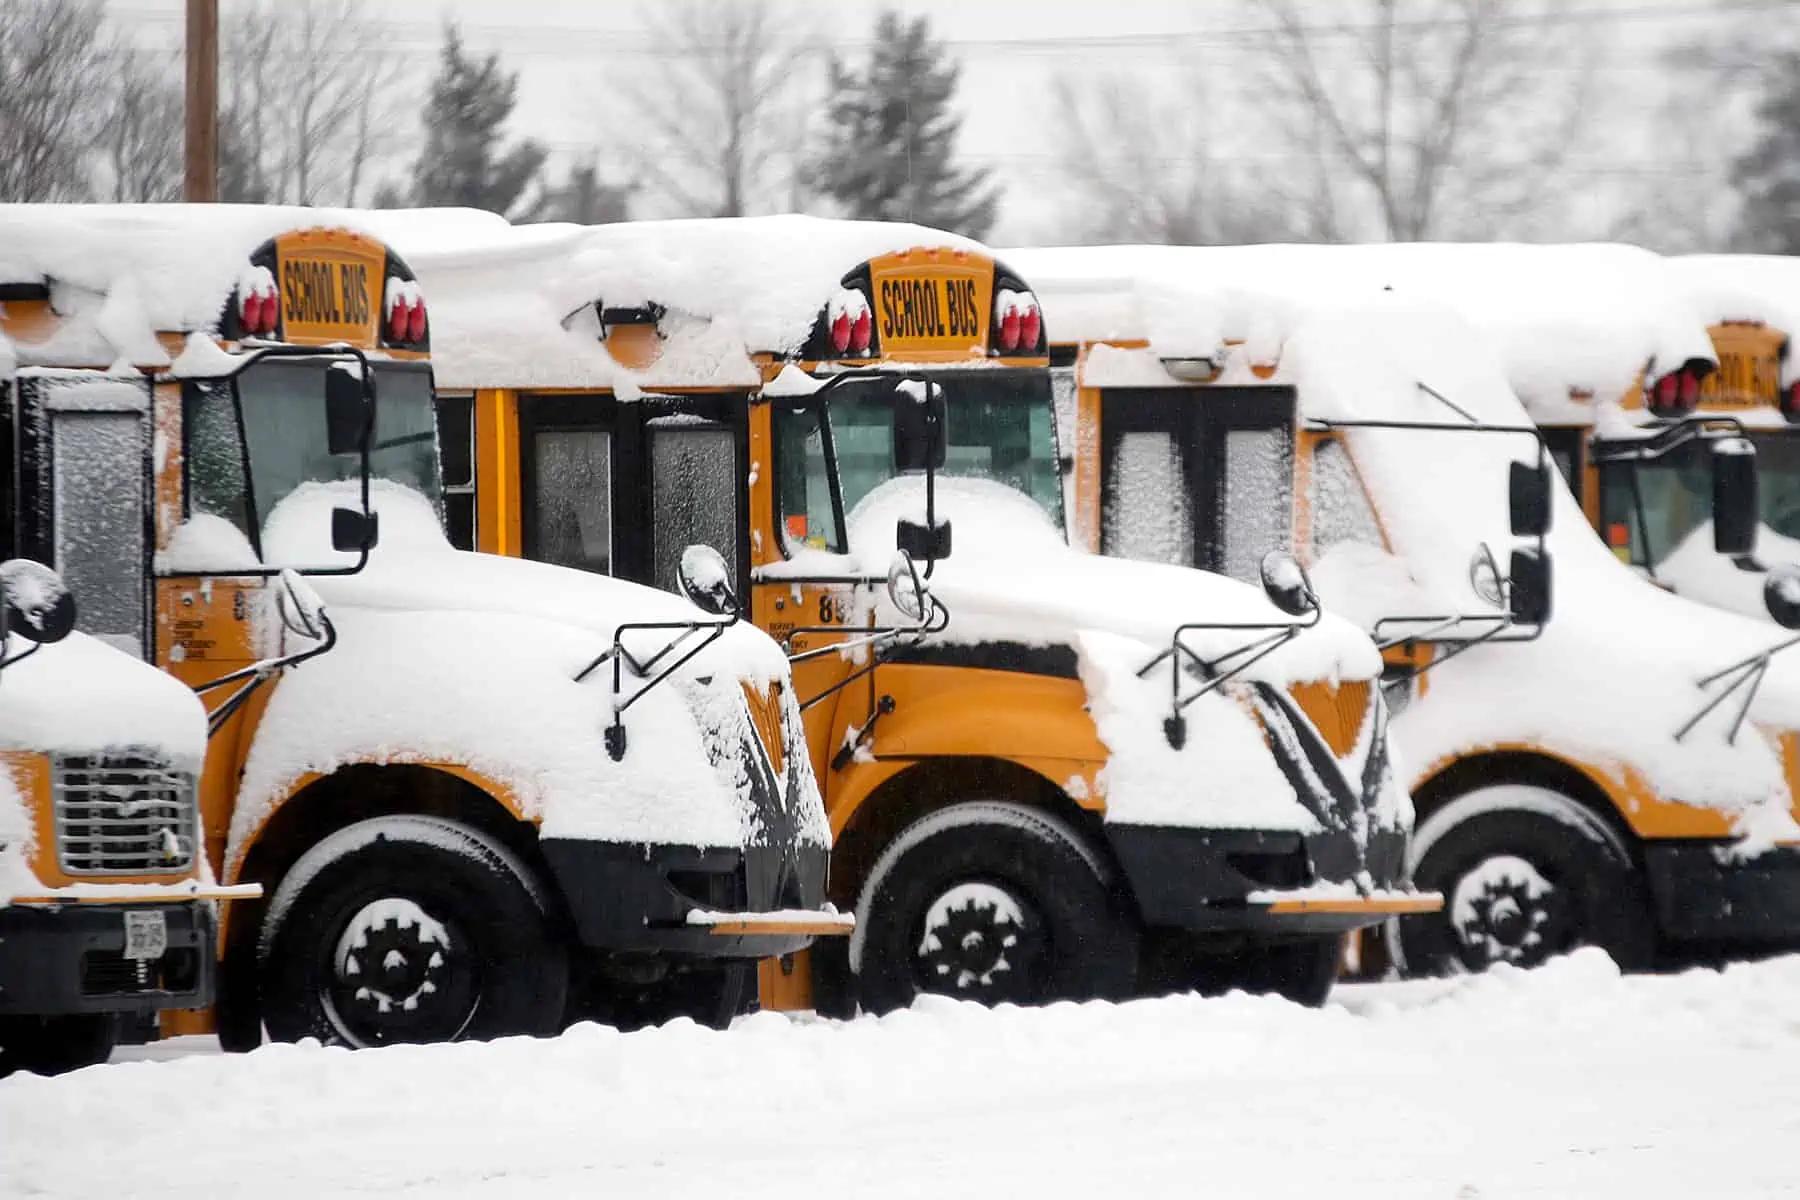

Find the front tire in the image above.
[
  {"left": 258, "top": 815, "right": 567, "bottom": 1047},
  {"left": 851, "top": 801, "right": 1139, "bottom": 1014},
  {"left": 1394, "top": 785, "right": 1655, "bottom": 975}
]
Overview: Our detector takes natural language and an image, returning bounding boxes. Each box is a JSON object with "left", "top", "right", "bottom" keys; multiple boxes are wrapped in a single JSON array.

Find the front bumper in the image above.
[
  {"left": 1645, "top": 841, "right": 1800, "bottom": 944},
  {"left": 1105, "top": 824, "right": 1434, "bottom": 934},
  {"left": 541, "top": 837, "right": 844, "bottom": 959},
  {"left": 0, "top": 901, "right": 216, "bottom": 1016}
]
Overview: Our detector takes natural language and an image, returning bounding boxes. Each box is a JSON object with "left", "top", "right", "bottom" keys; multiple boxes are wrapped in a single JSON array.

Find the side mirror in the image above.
[
  {"left": 0, "top": 559, "right": 77, "bottom": 645},
  {"left": 1712, "top": 436, "right": 1759, "bottom": 558},
  {"left": 886, "top": 551, "right": 929, "bottom": 622},
  {"left": 892, "top": 381, "right": 948, "bottom": 472},
  {"left": 1509, "top": 459, "right": 1553, "bottom": 538},
  {"left": 896, "top": 518, "right": 952, "bottom": 563},
  {"left": 1765, "top": 567, "right": 1800, "bottom": 629},
  {"left": 677, "top": 544, "right": 738, "bottom": 617},
  {"left": 325, "top": 366, "right": 371, "bottom": 456},
  {"left": 275, "top": 568, "right": 328, "bottom": 641},
  {"left": 1260, "top": 550, "right": 1318, "bottom": 618},
  {"left": 1507, "top": 547, "right": 1553, "bottom": 626},
  {"left": 331, "top": 507, "right": 380, "bottom": 554}
]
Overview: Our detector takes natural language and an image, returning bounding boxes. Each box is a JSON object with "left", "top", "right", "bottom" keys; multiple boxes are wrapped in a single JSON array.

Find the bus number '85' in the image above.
[{"left": 818, "top": 592, "right": 852, "bottom": 624}]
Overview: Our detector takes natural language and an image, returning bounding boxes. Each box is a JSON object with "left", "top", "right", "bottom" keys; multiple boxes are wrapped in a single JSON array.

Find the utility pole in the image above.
[{"left": 184, "top": 0, "right": 218, "bottom": 202}]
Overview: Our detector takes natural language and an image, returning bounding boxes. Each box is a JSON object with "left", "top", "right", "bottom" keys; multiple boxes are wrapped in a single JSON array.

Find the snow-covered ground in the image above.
[{"left": 6, "top": 951, "right": 1798, "bottom": 1198}]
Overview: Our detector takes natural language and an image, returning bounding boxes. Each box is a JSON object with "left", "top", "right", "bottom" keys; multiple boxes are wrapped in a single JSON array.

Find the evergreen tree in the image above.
[
  {"left": 539, "top": 161, "right": 632, "bottom": 224},
  {"left": 408, "top": 24, "right": 548, "bottom": 218},
  {"left": 812, "top": 12, "right": 1000, "bottom": 239},
  {"left": 1734, "top": 50, "right": 1800, "bottom": 253}
]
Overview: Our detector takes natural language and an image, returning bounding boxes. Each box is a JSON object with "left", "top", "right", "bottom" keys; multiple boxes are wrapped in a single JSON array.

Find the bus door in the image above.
[
  {"left": 513, "top": 392, "right": 752, "bottom": 600},
  {"left": 1097, "top": 386, "right": 1296, "bottom": 583}
]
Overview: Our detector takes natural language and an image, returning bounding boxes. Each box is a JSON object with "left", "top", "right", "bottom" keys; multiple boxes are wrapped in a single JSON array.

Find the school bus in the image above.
[
  {"left": 0, "top": 560, "right": 253, "bottom": 1075},
  {"left": 1012, "top": 243, "right": 1800, "bottom": 975},
  {"left": 0, "top": 204, "right": 843, "bottom": 1047},
  {"left": 400, "top": 214, "right": 1438, "bottom": 1013}
]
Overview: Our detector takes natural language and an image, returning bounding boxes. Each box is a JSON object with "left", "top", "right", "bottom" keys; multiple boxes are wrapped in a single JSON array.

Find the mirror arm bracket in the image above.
[
  {"left": 579, "top": 612, "right": 742, "bottom": 761},
  {"left": 192, "top": 614, "right": 338, "bottom": 739}
]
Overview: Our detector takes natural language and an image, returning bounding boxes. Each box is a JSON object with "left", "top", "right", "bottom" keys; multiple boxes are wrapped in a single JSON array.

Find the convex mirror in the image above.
[
  {"left": 1260, "top": 551, "right": 1318, "bottom": 618},
  {"left": 886, "top": 551, "right": 929, "bottom": 622},
  {"left": 0, "top": 559, "right": 76, "bottom": 645},
  {"left": 1765, "top": 567, "right": 1800, "bottom": 630},
  {"left": 1712, "top": 436, "right": 1759, "bottom": 558},
  {"left": 678, "top": 544, "right": 738, "bottom": 617},
  {"left": 275, "top": 568, "right": 328, "bottom": 641}
]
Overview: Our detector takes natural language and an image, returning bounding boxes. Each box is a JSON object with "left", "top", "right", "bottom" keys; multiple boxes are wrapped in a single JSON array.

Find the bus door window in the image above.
[
  {"left": 1218, "top": 422, "right": 1294, "bottom": 583},
  {"left": 773, "top": 402, "right": 846, "bottom": 554},
  {"left": 1098, "top": 390, "right": 1198, "bottom": 568},
  {"left": 1307, "top": 437, "right": 1383, "bottom": 561},
  {"left": 434, "top": 394, "right": 476, "bottom": 550},
  {"left": 1751, "top": 432, "right": 1800, "bottom": 540},
  {"left": 647, "top": 415, "right": 742, "bottom": 595},
  {"left": 519, "top": 394, "right": 618, "bottom": 577}
]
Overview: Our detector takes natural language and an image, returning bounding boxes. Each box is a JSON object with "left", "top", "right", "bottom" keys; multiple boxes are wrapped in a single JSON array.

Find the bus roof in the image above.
[
  {"left": 0, "top": 203, "right": 503, "bottom": 372},
  {"left": 1012, "top": 242, "right": 1720, "bottom": 418},
  {"left": 393, "top": 214, "right": 988, "bottom": 391}
]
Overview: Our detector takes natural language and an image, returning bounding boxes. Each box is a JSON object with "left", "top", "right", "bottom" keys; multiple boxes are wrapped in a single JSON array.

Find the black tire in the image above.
[
  {"left": 1394, "top": 785, "right": 1655, "bottom": 976},
  {"left": 851, "top": 801, "right": 1139, "bottom": 1014},
  {"left": 258, "top": 815, "right": 567, "bottom": 1047},
  {"left": 0, "top": 1013, "right": 120, "bottom": 1078}
]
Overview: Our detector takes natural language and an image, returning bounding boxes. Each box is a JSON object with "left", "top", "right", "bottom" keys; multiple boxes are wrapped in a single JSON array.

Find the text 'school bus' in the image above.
[
  {"left": 397, "top": 214, "right": 1438, "bottom": 1012},
  {"left": 1011, "top": 243, "right": 1800, "bottom": 975},
  {"left": 0, "top": 204, "right": 844, "bottom": 1048},
  {"left": 0, "top": 561, "right": 254, "bottom": 1075}
]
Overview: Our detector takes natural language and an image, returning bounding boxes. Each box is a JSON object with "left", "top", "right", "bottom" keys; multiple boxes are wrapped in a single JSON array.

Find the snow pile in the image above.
[
  {"left": 1651, "top": 520, "right": 1800, "bottom": 619},
  {"left": 184, "top": 481, "right": 824, "bottom": 864},
  {"left": 1021, "top": 245, "right": 1800, "bottom": 842},
  {"left": 0, "top": 204, "right": 503, "bottom": 374},
  {"left": 394, "top": 215, "right": 989, "bottom": 392},
  {"left": 8, "top": 950, "right": 1800, "bottom": 1199}
]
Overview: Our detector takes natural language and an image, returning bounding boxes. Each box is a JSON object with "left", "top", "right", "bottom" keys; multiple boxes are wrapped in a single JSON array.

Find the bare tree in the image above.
[
  {"left": 1051, "top": 69, "right": 1301, "bottom": 244},
  {"left": 614, "top": 0, "right": 816, "bottom": 217},
  {"left": 1254, "top": 0, "right": 1599, "bottom": 241},
  {"left": 218, "top": 0, "right": 407, "bottom": 206},
  {"left": 102, "top": 49, "right": 184, "bottom": 203},
  {"left": 0, "top": 0, "right": 111, "bottom": 201}
]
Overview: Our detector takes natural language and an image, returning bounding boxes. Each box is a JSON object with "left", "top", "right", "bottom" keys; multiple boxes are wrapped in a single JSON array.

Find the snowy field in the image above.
[{"left": 4, "top": 951, "right": 1798, "bottom": 1199}]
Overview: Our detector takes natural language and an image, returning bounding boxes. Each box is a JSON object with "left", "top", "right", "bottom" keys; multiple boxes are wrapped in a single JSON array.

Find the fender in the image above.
[{"left": 1410, "top": 741, "right": 1741, "bottom": 842}]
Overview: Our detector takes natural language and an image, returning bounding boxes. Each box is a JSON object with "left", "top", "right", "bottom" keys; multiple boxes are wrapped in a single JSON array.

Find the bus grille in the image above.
[
  {"left": 1286, "top": 680, "right": 1373, "bottom": 759},
  {"left": 53, "top": 754, "right": 197, "bottom": 876}
]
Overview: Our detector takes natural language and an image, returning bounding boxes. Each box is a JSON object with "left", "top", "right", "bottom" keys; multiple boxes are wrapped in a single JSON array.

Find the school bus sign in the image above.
[
  {"left": 867, "top": 249, "right": 993, "bottom": 358},
  {"left": 273, "top": 230, "right": 386, "bottom": 346}
]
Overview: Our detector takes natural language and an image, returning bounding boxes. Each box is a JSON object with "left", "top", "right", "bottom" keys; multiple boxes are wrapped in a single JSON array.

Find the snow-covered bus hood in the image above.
[{"left": 179, "top": 486, "right": 822, "bottom": 863}]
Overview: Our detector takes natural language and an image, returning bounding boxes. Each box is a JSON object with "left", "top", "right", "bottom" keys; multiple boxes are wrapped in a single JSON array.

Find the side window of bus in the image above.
[
  {"left": 434, "top": 394, "right": 475, "bottom": 550},
  {"left": 182, "top": 381, "right": 253, "bottom": 540},
  {"left": 1308, "top": 438, "right": 1382, "bottom": 560},
  {"left": 648, "top": 418, "right": 739, "bottom": 594},
  {"left": 531, "top": 428, "right": 613, "bottom": 575},
  {"left": 1220, "top": 426, "right": 1293, "bottom": 584},
  {"left": 773, "top": 404, "right": 844, "bottom": 554}
]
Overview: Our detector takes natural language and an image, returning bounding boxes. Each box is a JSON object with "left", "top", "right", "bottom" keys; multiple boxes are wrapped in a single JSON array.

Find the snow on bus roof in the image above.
[
  {"left": 1670, "top": 255, "right": 1800, "bottom": 388},
  {"left": 0, "top": 203, "right": 505, "bottom": 371},
  {"left": 1012, "top": 242, "right": 1719, "bottom": 419},
  {"left": 393, "top": 214, "right": 988, "bottom": 391}
]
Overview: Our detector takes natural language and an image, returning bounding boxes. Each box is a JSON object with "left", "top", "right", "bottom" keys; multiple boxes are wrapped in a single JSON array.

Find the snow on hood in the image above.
[
  {"left": 394, "top": 214, "right": 989, "bottom": 392},
  {"left": 0, "top": 631, "right": 208, "bottom": 899},
  {"left": 1651, "top": 521, "right": 1800, "bottom": 621},
  {"left": 1017, "top": 245, "right": 1800, "bottom": 839},
  {"left": 166, "top": 481, "right": 820, "bottom": 861},
  {"left": 0, "top": 204, "right": 504, "bottom": 373},
  {"left": 788, "top": 474, "right": 1383, "bottom": 833}
]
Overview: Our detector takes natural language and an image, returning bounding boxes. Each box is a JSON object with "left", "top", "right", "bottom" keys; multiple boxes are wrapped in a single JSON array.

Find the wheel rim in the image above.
[
  {"left": 1448, "top": 854, "right": 1570, "bottom": 970},
  {"left": 912, "top": 881, "right": 1046, "bottom": 1002},
  {"left": 321, "top": 896, "right": 480, "bottom": 1046}
]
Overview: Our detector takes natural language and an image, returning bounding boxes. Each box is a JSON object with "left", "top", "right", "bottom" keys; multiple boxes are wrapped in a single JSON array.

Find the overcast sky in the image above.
[{"left": 105, "top": 0, "right": 1768, "bottom": 243}]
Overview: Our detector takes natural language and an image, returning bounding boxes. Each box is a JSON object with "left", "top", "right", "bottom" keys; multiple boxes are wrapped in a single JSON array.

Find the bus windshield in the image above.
[
  {"left": 186, "top": 357, "right": 443, "bottom": 561},
  {"left": 1751, "top": 431, "right": 1800, "bottom": 541},
  {"left": 1598, "top": 441, "right": 1712, "bottom": 572},
  {"left": 773, "top": 371, "right": 1061, "bottom": 556}
]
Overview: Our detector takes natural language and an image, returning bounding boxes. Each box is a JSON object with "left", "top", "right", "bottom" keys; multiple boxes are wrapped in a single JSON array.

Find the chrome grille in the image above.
[{"left": 53, "top": 753, "right": 197, "bottom": 875}]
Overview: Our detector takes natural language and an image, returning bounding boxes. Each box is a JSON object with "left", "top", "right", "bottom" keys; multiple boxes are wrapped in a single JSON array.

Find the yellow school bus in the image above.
[
  {"left": 1012, "top": 243, "right": 1800, "bottom": 975},
  {"left": 0, "top": 204, "right": 843, "bottom": 1048},
  {"left": 401, "top": 215, "right": 1436, "bottom": 1013}
]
